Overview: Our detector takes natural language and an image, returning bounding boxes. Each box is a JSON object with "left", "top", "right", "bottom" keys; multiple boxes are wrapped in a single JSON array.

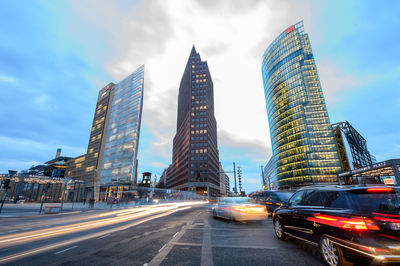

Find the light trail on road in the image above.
[
  {"left": 0, "top": 202, "right": 205, "bottom": 248},
  {"left": 0, "top": 202, "right": 205, "bottom": 264}
]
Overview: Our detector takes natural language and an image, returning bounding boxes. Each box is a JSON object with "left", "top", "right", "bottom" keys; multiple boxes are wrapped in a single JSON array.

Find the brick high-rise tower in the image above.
[{"left": 166, "top": 46, "right": 220, "bottom": 197}]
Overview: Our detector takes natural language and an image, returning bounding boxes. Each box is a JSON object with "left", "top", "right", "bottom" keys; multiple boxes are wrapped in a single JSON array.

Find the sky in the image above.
[{"left": 0, "top": 0, "right": 399, "bottom": 193}]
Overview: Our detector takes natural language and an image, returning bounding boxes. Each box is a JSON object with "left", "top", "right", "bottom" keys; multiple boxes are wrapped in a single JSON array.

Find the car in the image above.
[
  {"left": 212, "top": 197, "right": 268, "bottom": 222},
  {"left": 272, "top": 185, "right": 400, "bottom": 266},
  {"left": 254, "top": 190, "right": 294, "bottom": 216}
]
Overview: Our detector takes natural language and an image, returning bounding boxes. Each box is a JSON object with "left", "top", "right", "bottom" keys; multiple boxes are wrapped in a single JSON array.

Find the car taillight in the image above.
[
  {"left": 373, "top": 213, "right": 400, "bottom": 223},
  {"left": 307, "top": 214, "right": 379, "bottom": 231},
  {"left": 232, "top": 205, "right": 265, "bottom": 213},
  {"left": 366, "top": 187, "right": 394, "bottom": 193}
]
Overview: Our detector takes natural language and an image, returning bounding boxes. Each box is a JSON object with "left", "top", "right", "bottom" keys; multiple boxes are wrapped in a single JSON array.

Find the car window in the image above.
[
  {"left": 323, "top": 191, "right": 349, "bottom": 209},
  {"left": 348, "top": 190, "right": 400, "bottom": 214},
  {"left": 269, "top": 193, "right": 280, "bottom": 202},
  {"left": 275, "top": 192, "right": 293, "bottom": 201},
  {"left": 288, "top": 191, "right": 305, "bottom": 206},
  {"left": 300, "top": 190, "right": 324, "bottom": 206}
]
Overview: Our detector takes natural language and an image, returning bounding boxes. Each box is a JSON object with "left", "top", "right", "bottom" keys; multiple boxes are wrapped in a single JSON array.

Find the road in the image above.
[{"left": 0, "top": 202, "right": 324, "bottom": 266}]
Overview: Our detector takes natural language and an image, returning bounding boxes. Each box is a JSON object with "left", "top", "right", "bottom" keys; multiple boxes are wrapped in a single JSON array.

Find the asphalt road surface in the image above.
[{"left": 0, "top": 202, "right": 324, "bottom": 266}]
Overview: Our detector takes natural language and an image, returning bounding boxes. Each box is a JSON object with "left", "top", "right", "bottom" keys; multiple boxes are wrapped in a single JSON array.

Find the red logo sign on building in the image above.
[{"left": 286, "top": 25, "right": 294, "bottom": 34}]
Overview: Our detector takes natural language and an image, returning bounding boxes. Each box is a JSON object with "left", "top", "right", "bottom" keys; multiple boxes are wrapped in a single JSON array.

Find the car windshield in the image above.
[{"left": 348, "top": 189, "right": 400, "bottom": 215}]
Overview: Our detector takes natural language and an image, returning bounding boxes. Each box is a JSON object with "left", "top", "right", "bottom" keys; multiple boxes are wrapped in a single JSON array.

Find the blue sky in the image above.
[{"left": 0, "top": 0, "right": 399, "bottom": 193}]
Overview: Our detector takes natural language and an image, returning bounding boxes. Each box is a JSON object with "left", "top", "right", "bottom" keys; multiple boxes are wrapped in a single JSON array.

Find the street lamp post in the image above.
[
  {"left": 233, "top": 162, "right": 237, "bottom": 194},
  {"left": 0, "top": 179, "right": 11, "bottom": 214}
]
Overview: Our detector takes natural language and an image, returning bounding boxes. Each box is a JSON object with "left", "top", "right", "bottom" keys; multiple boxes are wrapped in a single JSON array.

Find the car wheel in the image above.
[
  {"left": 212, "top": 209, "right": 217, "bottom": 218},
  {"left": 273, "top": 219, "right": 287, "bottom": 240},
  {"left": 320, "top": 235, "right": 345, "bottom": 266}
]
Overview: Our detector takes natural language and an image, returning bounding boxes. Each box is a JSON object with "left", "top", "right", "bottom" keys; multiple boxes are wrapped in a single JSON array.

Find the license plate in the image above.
[{"left": 391, "top": 223, "right": 400, "bottom": 230}]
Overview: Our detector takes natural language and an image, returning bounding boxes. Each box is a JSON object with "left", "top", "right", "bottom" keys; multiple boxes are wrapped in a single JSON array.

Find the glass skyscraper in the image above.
[
  {"left": 262, "top": 21, "right": 341, "bottom": 188},
  {"left": 100, "top": 65, "right": 145, "bottom": 185}
]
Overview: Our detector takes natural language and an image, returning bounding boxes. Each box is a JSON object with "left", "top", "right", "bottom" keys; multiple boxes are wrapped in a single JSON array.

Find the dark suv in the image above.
[
  {"left": 254, "top": 190, "right": 293, "bottom": 215},
  {"left": 273, "top": 185, "right": 400, "bottom": 266}
]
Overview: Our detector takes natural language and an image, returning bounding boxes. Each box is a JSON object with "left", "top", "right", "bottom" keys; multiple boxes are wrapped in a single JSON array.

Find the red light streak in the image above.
[
  {"left": 307, "top": 214, "right": 379, "bottom": 231},
  {"left": 366, "top": 188, "right": 393, "bottom": 193}
]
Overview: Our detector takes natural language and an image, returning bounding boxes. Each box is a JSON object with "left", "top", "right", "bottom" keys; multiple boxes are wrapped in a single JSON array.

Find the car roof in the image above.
[{"left": 296, "top": 184, "right": 399, "bottom": 192}]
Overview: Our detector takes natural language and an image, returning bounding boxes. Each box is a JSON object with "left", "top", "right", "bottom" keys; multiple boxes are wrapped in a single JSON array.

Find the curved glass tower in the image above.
[{"left": 262, "top": 21, "right": 341, "bottom": 188}]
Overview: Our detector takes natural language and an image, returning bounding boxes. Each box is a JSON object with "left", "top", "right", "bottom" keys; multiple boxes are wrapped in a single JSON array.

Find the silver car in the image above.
[{"left": 212, "top": 197, "right": 268, "bottom": 222}]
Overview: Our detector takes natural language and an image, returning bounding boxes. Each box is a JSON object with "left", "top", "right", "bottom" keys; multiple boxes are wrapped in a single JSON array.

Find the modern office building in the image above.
[
  {"left": 66, "top": 65, "right": 145, "bottom": 200},
  {"left": 218, "top": 162, "right": 230, "bottom": 195},
  {"left": 261, "top": 21, "right": 341, "bottom": 189},
  {"left": 100, "top": 66, "right": 145, "bottom": 188},
  {"left": 263, "top": 157, "right": 277, "bottom": 190},
  {"left": 66, "top": 83, "right": 115, "bottom": 199},
  {"left": 166, "top": 46, "right": 220, "bottom": 197},
  {"left": 332, "top": 121, "right": 376, "bottom": 172}
]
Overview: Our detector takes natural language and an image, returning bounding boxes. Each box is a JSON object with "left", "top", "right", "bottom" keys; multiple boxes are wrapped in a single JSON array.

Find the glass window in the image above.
[
  {"left": 301, "top": 190, "right": 324, "bottom": 206},
  {"left": 288, "top": 190, "right": 305, "bottom": 206},
  {"left": 323, "top": 191, "right": 349, "bottom": 209}
]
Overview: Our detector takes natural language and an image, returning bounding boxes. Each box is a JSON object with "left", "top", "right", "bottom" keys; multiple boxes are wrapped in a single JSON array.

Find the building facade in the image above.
[
  {"left": 100, "top": 66, "right": 145, "bottom": 187},
  {"left": 66, "top": 83, "right": 115, "bottom": 199},
  {"left": 263, "top": 157, "right": 278, "bottom": 190},
  {"left": 66, "top": 66, "right": 145, "bottom": 200},
  {"left": 166, "top": 46, "right": 220, "bottom": 197},
  {"left": 218, "top": 162, "right": 230, "bottom": 195},
  {"left": 261, "top": 21, "right": 341, "bottom": 189}
]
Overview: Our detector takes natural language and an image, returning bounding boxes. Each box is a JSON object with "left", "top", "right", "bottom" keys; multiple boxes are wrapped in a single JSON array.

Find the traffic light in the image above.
[{"left": 2, "top": 179, "right": 10, "bottom": 189}]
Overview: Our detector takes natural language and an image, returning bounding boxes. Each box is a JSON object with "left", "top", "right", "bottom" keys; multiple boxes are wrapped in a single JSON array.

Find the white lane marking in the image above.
[
  {"left": 7, "top": 230, "right": 18, "bottom": 233},
  {"left": 148, "top": 210, "right": 196, "bottom": 266},
  {"left": 173, "top": 232, "right": 179, "bottom": 238},
  {"left": 158, "top": 243, "right": 167, "bottom": 253},
  {"left": 143, "top": 263, "right": 148, "bottom": 266},
  {"left": 96, "top": 234, "right": 110, "bottom": 240},
  {"left": 201, "top": 220, "right": 213, "bottom": 266},
  {"left": 54, "top": 245, "right": 78, "bottom": 254}
]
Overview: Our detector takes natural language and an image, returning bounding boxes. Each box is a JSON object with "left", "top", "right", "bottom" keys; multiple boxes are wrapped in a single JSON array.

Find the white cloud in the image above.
[
  {"left": 0, "top": 75, "right": 16, "bottom": 83},
  {"left": 0, "top": 159, "right": 42, "bottom": 171},
  {"left": 34, "top": 94, "right": 51, "bottom": 105},
  {"left": 0, "top": 136, "right": 85, "bottom": 158},
  {"left": 150, "top": 161, "right": 169, "bottom": 168},
  {"left": 69, "top": 0, "right": 315, "bottom": 187},
  {"left": 318, "top": 59, "right": 362, "bottom": 105}
]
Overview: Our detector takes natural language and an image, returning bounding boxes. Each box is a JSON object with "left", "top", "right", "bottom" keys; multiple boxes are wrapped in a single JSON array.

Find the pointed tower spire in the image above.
[{"left": 190, "top": 44, "right": 197, "bottom": 55}]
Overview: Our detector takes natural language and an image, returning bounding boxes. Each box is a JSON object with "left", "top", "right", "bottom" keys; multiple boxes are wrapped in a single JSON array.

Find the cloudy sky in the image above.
[{"left": 1, "top": 0, "right": 399, "bottom": 193}]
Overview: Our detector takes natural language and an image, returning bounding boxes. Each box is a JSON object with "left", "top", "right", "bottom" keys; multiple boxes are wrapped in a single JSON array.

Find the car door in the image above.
[
  {"left": 294, "top": 190, "right": 325, "bottom": 243},
  {"left": 279, "top": 190, "right": 306, "bottom": 235}
]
